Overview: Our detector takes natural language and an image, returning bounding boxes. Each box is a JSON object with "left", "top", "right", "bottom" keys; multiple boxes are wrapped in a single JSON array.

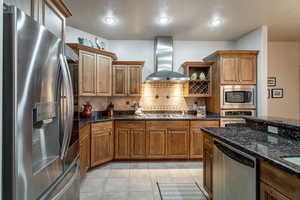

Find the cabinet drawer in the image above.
[
  {"left": 92, "top": 121, "right": 113, "bottom": 132},
  {"left": 146, "top": 120, "right": 189, "bottom": 129},
  {"left": 115, "top": 120, "right": 145, "bottom": 129},
  {"left": 190, "top": 120, "right": 219, "bottom": 128}
]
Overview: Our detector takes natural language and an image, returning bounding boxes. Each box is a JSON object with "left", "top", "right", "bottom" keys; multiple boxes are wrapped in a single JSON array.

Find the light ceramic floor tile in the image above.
[
  {"left": 130, "top": 162, "right": 148, "bottom": 169},
  {"left": 130, "top": 169, "right": 150, "bottom": 178},
  {"left": 80, "top": 192, "right": 101, "bottom": 200},
  {"left": 128, "top": 191, "right": 154, "bottom": 200},
  {"left": 129, "top": 177, "right": 152, "bottom": 191},
  {"left": 104, "top": 178, "right": 129, "bottom": 193},
  {"left": 80, "top": 178, "right": 106, "bottom": 193},
  {"left": 109, "top": 169, "right": 130, "bottom": 178},
  {"left": 101, "top": 192, "right": 128, "bottom": 200},
  {"left": 86, "top": 167, "right": 111, "bottom": 179},
  {"left": 81, "top": 161, "right": 202, "bottom": 200},
  {"left": 110, "top": 162, "right": 131, "bottom": 169}
]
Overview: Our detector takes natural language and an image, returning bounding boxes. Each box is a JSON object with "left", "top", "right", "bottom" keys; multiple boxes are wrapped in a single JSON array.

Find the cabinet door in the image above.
[
  {"left": 190, "top": 128, "right": 204, "bottom": 159},
  {"left": 91, "top": 128, "right": 113, "bottom": 167},
  {"left": 79, "top": 135, "right": 90, "bottom": 179},
  {"left": 130, "top": 129, "right": 147, "bottom": 159},
  {"left": 238, "top": 55, "right": 256, "bottom": 84},
  {"left": 41, "top": 0, "right": 65, "bottom": 39},
  {"left": 260, "top": 182, "right": 290, "bottom": 200},
  {"left": 113, "top": 66, "right": 128, "bottom": 96},
  {"left": 166, "top": 128, "right": 189, "bottom": 158},
  {"left": 115, "top": 128, "right": 131, "bottom": 159},
  {"left": 128, "top": 66, "right": 142, "bottom": 96},
  {"left": 190, "top": 121, "right": 219, "bottom": 159},
  {"left": 220, "top": 55, "right": 239, "bottom": 84},
  {"left": 96, "top": 55, "right": 112, "bottom": 96},
  {"left": 79, "top": 51, "right": 97, "bottom": 96},
  {"left": 147, "top": 129, "right": 166, "bottom": 159},
  {"left": 203, "top": 147, "right": 213, "bottom": 199}
]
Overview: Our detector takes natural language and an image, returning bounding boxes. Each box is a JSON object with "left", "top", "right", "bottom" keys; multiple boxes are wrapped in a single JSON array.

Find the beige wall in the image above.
[{"left": 268, "top": 42, "right": 300, "bottom": 119}]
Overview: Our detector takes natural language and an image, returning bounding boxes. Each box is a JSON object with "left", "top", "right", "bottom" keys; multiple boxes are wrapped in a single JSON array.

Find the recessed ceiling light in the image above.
[
  {"left": 104, "top": 16, "right": 117, "bottom": 25},
  {"left": 159, "top": 16, "right": 170, "bottom": 25},
  {"left": 209, "top": 17, "right": 223, "bottom": 27}
]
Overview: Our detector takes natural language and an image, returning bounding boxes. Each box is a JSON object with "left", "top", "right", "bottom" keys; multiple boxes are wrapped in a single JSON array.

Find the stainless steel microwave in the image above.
[{"left": 221, "top": 85, "right": 256, "bottom": 109}]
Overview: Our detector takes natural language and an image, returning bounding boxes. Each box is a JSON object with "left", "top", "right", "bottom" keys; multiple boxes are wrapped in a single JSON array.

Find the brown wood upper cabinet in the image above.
[
  {"left": 78, "top": 50, "right": 112, "bottom": 96},
  {"left": 32, "top": 0, "right": 72, "bottom": 39},
  {"left": 112, "top": 61, "right": 144, "bottom": 96},
  {"left": 90, "top": 121, "right": 114, "bottom": 167},
  {"left": 96, "top": 55, "right": 112, "bottom": 96},
  {"left": 115, "top": 121, "right": 146, "bottom": 159},
  {"left": 189, "top": 121, "right": 219, "bottom": 159},
  {"left": 204, "top": 50, "right": 258, "bottom": 85},
  {"left": 79, "top": 123, "right": 91, "bottom": 179},
  {"left": 79, "top": 50, "right": 97, "bottom": 96}
]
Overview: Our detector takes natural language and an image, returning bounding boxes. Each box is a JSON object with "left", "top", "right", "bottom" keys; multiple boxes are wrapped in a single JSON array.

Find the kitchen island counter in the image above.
[{"left": 202, "top": 125, "right": 300, "bottom": 178}]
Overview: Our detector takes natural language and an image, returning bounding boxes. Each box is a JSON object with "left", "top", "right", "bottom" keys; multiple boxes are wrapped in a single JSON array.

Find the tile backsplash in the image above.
[{"left": 79, "top": 82, "right": 205, "bottom": 112}]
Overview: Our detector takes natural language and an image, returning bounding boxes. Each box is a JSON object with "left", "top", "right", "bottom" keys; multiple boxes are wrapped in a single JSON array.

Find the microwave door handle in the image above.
[{"left": 59, "top": 54, "right": 74, "bottom": 159}]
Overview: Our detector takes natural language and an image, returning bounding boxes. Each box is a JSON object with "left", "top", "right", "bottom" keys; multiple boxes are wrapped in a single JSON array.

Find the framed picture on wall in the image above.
[
  {"left": 271, "top": 88, "right": 283, "bottom": 98},
  {"left": 268, "top": 77, "right": 277, "bottom": 87},
  {"left": 268, "top": 89, "right": 271, "bottom": 99}
]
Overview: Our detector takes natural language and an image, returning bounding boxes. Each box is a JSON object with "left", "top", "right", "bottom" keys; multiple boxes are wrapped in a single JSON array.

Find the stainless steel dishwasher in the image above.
[{"left": 213, "top": 140, "right": 256, "bottom": 200}]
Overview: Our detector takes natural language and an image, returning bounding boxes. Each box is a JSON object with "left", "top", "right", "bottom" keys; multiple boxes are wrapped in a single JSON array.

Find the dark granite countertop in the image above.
[
  {"left": 202, "top": 126, "right": 300, "bottom": 178},
  {"left": 79, "top": 114, "right": 220, "bottom": 128},
  {"left": 244, "top": 116, "right": 300, "bottom": 129}
]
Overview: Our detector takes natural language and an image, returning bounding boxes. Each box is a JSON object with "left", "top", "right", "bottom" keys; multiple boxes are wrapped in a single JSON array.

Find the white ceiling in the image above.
[{"left": 64, "top": 0, "right": 300, "bottom": 41}]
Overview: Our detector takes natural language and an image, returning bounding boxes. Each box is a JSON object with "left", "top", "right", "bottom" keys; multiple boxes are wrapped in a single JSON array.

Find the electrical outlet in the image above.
[{"left": 268, "top": 125, "right": 279, "bottom": 134}]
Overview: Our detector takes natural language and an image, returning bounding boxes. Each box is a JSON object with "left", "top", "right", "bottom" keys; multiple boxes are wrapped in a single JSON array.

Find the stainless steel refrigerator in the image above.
[{"left": 3, "top": 5, "right": 80, "bottom": 200}]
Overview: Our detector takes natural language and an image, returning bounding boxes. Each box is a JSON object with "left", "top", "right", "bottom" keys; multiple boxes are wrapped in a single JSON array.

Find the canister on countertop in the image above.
[{"left": 196, "top": 106, "right": 206, "bottom": 118}]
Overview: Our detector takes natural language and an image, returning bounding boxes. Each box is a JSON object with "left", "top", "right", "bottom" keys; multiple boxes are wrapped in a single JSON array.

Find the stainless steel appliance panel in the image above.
[
  {"left": 3, "top": 6, "right": 77, "bottom": 200},
  {"left": 213, "top": 140, "right": 256, "bottom": 200},
  {"left": 221, "top": 85, "right": 256, "bottom": 109},
  {"left": 220, "top": 118, "right": 246, "bottom": 127},
  {"left": 39, "top": 157, "right": 80, "bottom": 200}
]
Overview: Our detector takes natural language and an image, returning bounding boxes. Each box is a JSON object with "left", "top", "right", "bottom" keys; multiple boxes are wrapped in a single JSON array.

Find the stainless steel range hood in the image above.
[{"left": 146, "top": 36, "right": 189, "bottom": 82}]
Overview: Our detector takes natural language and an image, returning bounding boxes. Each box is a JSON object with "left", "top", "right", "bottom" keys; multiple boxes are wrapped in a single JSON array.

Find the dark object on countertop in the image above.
[
  {"left": 106, "top": 102, "right": 114, "bottom": 117},
  {"left": 80, "top": 102, "right": 93, "bottom": 118}
]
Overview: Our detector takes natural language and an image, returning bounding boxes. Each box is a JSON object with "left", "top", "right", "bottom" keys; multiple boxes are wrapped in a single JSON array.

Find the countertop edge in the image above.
[{"left": 79, "top": 116, "right": 220, "bottom": 128}]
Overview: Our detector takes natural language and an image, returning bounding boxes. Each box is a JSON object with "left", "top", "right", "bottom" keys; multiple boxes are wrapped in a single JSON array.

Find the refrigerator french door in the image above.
[{"left": 3, "top": 5, "right": 79, "bottom": 200}]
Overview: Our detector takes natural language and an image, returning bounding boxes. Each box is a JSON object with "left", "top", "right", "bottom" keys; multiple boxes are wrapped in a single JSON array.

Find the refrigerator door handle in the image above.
[{"left": 59, "top": 54, "right": 74, "bottom": 159}]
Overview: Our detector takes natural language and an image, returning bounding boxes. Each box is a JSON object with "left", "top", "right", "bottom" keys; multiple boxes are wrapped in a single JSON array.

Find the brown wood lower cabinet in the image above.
[
  {"left": 166, "top": 128, "right": 189, "bottom": 158},
  {"left": 203, "top": 132, "right": 214, "bottom": 200},
  {"left": 115, "top": 121, "right": 146, "bottom": 159},
  {"left": 131, "top": 129, "right": 147, "bottom": 159},
  {"left": 90, "top": 121, "right": 114, "bottom": 167},
  {"left": 260, "top": 182, "right": 290, "bottom": 200},
  {"left": 259, "top": 160, "right": 300, "bottom": 200},
  {"left": 147, "top": 129, "right": 166, "bottom": 159},
  {"left": 190, "top": 121, "right": 219, "bottom": 159},
  {"left": 79, "top": 123, "right": 91, "bottom": 178},
  {"left": 146, "top": 121, "right": 189, "bottom": 159},
  {"left": 87, "top": 120, "right": 220, "bottom": 166}
]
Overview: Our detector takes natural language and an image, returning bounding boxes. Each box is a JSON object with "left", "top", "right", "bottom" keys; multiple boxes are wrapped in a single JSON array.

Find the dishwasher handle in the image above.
[{"left": 214, "top": 141, "right": 255, "bottom": 168}]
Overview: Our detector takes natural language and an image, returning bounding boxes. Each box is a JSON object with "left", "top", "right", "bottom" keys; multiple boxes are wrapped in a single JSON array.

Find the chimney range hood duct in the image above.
[{"left": 146, "top": 36, "right": 189, "bottom": 82}]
